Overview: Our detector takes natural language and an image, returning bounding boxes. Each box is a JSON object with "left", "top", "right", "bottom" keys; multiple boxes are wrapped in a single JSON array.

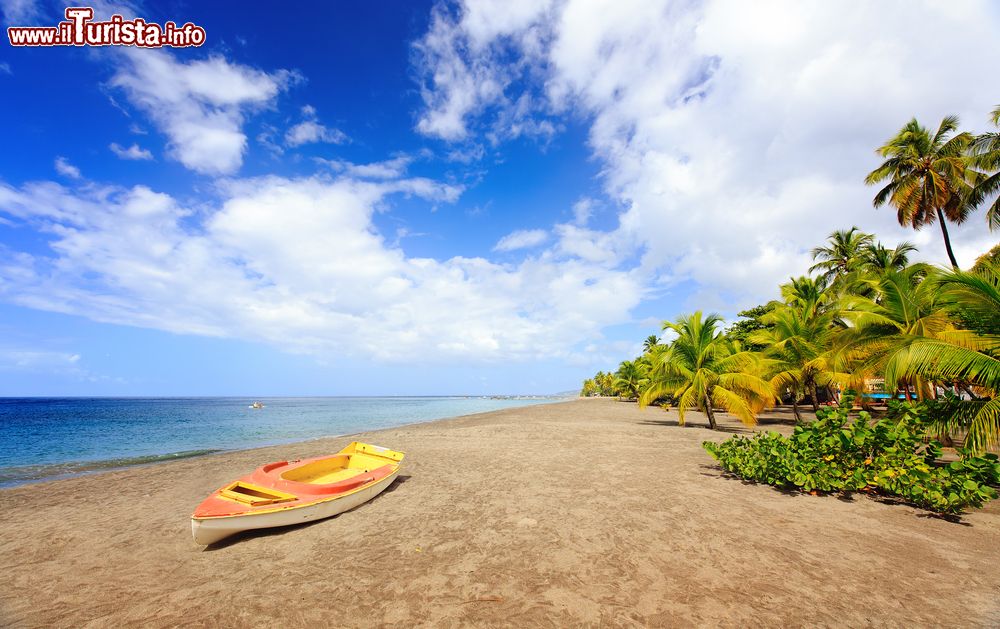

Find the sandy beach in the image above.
[{"left": 2, "top": 398, "right": 998, "bottom": 628}]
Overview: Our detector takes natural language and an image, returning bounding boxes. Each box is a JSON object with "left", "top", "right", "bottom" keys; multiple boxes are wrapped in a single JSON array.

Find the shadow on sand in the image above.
[
  {"left": 637, "top": 405, "right": 802, "bottom": 434},
  {"left": 701, "top": 465, "right": 973, "bottom": 525}
]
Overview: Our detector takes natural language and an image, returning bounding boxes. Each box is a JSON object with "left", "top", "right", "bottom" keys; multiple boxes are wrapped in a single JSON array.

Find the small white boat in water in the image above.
[{"left": 249, "top": 401, "right": 264, "bottom": 409}]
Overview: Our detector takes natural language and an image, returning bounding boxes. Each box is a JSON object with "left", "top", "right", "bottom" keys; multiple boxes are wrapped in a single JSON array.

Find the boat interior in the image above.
[{"left": 279, "top": 443, "right": 404, "bottom": 485}]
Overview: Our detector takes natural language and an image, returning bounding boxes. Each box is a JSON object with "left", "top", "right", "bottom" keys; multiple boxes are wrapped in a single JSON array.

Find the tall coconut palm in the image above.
[
  {"left": 865, "top": 116, "right": 975, "bottom": 269},
  {"left": 968, "top": 105, "right": 1000, "bottom": 230},
  {"left": 638, "top": 311, "right": 775, "bottom": 429},
  {"left": 810, "top": 227, "right": 874, "bottom": 284}
]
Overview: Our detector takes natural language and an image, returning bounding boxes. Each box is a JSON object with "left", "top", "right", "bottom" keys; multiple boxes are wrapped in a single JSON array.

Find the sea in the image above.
[{"left": 0, "top": 396, "right": 560, "bottom": 488}]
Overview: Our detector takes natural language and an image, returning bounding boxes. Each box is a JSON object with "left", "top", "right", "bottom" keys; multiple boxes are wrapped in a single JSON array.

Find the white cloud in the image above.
[
  {"left": 412, "top": 1, "right": 556, "bottom": 141},
  {"left": 553, "top": 223, "right": 627, "bottom": 266},
  {"left": 0, "top": 174, "right": 641, "bottom": 363},
  {"left": 285, "top": 121, "right": 348, "bottom": 147},
  {"left": 285, "top": 105, "right": 348, "bottom": 147},
  {"left": 414, "top": 0, "right": 1000, "bottom": 310},
  {"left": 0, "top": 0, "right": 41, "bottom": 24},
  {"left": 494, "top": 228, "right": 548, "bottom": 252},
  {"left": 111, "top": 50, "right": 295, "bottom": 175},
  {"left": 109, "top": 142, "right": 154, "bottom": 161},
  {"left": 571, "top": 197, "right": 594, "bottom": 225},
  {"left": 318, "top": 155, "right": 412, "bottom": 179},
  {"left": 54, "top": 157, "right": 81, "bottom": 179},
  {"left": 0, "top": 349, "right": 79, "bottom": 369},
  {"left": 0, "top": 347, "right": 122, "bottom": 383}
]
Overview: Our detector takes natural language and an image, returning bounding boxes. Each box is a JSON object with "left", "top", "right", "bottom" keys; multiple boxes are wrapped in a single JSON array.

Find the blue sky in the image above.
[{"left": 0, "top": 0, "right": 998, "bottom": 396}]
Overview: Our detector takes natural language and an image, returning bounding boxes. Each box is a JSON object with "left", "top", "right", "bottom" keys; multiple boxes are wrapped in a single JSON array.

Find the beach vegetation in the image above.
[{"left": 703, "top": 402, "right": 1000, "bottom": 514}]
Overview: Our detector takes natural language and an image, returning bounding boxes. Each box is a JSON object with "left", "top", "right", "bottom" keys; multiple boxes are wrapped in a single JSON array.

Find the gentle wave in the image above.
[{"left": 0, "top": 449, "right": 224, "bottom": 487}]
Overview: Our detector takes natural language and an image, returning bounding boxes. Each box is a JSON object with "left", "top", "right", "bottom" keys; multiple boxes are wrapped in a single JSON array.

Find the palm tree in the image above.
[
  {"left": 613, "top": 360, "right": 648, "bottom": 400},
  {"left": 938, "top": 260, "right": 1000, "bottom": 336},
  {"left": 865, "top": 116, "right": 975, "bottom": 269},
  {"left": 639, "top": 311, "right": 775, "bottom": 429},
  {"left": 810, "top": 227, "right": 874, "bottom": 283},
  {"left": 879, "top": 262, "right": 1000, "bottom": 450},
  {"left": 751, "top": 296, "right": 843, "bottom": 416},
  {"left": 781, "top": 275, "right": 830, "bottom": 313},
  {"left": 838, "top": 264, "right": 951, "bottom": 401},
  {"left": 968, "top": 105, "right": 1000, "bottom": 230},
  {"left": 860, "top": 241, "right": 918, "bottom": 274},
  {"left": 642, "top": 334, "right": 660, "bottom": 354}
]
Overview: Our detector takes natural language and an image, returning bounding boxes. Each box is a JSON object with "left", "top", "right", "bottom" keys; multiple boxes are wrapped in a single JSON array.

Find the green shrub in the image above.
[{"left": 702, "top": 405, "right": 1000, "bottom": 513}]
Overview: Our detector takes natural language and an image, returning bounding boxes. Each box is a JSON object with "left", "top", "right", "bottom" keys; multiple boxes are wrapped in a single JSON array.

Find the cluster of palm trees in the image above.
[
  {"left": 583, "top": 232, "right": 998, "bottom": 449},
  {"left": 581, "top": 106, "right": 1000, "bottom": 451}
]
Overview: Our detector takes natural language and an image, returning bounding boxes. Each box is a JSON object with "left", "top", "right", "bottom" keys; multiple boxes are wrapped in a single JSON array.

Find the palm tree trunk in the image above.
[
  {"left": 936, "top": 208, "right": 960, "bottom": 269},
  {"left": 808, "top": 380, "right": 820, "bottom": 412},
  {"left": 958, "top": 383, "right": 980, "bottom": 401},
  {"left": 825, "top": 385, "right": 836, "bottom": 404},
  {"left": 703, "top": 394, "right": 717, "bottom": 430},
  {"left": 792, "top": 397, "right": 803, "bottom": 424}
]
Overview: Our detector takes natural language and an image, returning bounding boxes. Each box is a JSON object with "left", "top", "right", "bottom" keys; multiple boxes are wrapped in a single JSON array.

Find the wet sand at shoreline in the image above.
[{"left": 2, "top": 398, "right": 998, "bottom": 627}]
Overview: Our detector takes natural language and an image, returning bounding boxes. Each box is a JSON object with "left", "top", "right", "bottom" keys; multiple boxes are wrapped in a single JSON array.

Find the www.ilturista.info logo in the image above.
[{"left": 7, "top": 7, "right": 205, "bottom": 47}]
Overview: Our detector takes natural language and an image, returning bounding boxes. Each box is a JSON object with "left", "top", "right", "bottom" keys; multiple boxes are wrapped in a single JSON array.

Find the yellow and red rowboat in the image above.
[{"left": 191, "top": 441, "right": 404, "bottom": 545}]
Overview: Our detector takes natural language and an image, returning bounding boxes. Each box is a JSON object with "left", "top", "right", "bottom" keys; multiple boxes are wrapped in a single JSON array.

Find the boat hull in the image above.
[{"left": 191, "top": 467, "right": 399, "bottom": 545}]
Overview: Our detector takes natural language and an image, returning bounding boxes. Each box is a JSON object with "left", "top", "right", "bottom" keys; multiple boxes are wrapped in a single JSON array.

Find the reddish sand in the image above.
[{"left": 2, "top": 398, "right": 998, "bottom": 627}]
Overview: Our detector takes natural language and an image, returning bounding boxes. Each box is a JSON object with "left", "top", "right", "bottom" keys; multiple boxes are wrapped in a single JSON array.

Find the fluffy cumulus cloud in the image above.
[
  {"left": 413, "top": 0, "right": 559, "bottom": 142},
  {"left": 0, "top": 174, "right": 642, "bottom": 363},
  {"left": 111, "top": 50, "right": 295, "bottom": 175},
  {"left": 414, "top": 0, "right": 1000, "bottom": 308}
]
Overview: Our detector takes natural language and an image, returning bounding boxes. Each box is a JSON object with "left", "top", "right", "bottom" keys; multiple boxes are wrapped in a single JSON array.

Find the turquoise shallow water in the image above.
[{"left": 0, "top": 396, "right": 558, "bottom": 487}]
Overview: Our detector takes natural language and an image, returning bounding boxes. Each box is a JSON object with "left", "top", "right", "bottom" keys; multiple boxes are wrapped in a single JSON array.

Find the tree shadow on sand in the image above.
[
  {"left": 638, "top": 406, "right": 801, "bottom": 435},
  {"left": 201, "top": 474, "right": 413, "bottom": 550}
]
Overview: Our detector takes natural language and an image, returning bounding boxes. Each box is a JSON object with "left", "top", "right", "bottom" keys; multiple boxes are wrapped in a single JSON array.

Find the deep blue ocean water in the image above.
[{"left": 0, "top": 396, "right": 559, "bottom": 487}]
